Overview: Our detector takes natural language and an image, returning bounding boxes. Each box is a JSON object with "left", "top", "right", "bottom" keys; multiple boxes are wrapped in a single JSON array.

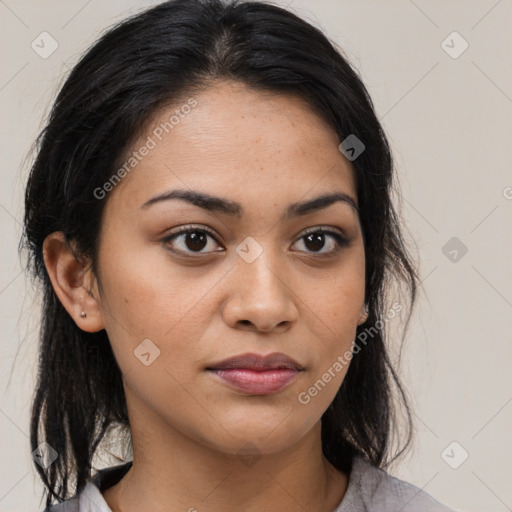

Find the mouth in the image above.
[{"left": 206, "top": 352, "right": 304, "bottom": 395}]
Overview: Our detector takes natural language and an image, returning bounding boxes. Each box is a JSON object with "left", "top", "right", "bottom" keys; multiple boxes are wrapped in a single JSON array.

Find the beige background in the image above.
[{"left": 1, "top": 1, "right": 511, "bottom": 511}]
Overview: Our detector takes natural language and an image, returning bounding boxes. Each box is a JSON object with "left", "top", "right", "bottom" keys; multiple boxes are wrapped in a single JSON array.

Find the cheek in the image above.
[
  {"left": 303, "top": 250, "right": 365, "bottom": 335},
  {"left": 95, "top": 241, "right": 222, "bottom": 379},
  {"left": 295, "top": 256, "right": 365, "bottom": 402},
  {"left": 97, "top": 239, "right": 193, "bottom": 332}
]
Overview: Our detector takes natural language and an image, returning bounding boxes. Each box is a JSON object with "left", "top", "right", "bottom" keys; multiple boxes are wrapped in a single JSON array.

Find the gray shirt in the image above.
[{"left": 42, "top": 456, "right": 457, "bottom": 511}]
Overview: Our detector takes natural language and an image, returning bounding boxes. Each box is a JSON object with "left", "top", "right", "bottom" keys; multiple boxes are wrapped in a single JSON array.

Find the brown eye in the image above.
[
  {"left": 162, "top": 226, "right": 223, "bottom": 255},
  {"left": 292, "top": 229, "right": 348, "bottom": 255}
]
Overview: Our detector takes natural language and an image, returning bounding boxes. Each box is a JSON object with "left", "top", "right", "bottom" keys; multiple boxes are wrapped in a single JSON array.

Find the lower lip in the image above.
[{"left": 208, "top": 368, "right": 300, "bottom": 395}]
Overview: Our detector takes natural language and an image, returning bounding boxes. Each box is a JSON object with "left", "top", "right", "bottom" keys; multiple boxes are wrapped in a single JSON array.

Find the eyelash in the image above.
[{"left": 161, "top": 224, "right": 349, "bottom": 258}]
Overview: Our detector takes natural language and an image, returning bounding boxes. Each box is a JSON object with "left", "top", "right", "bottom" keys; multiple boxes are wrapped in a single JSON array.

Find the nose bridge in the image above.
[
  {"left": 224, "top": 236, "right": 298, "bottom": 331},
  {"left": 237, "top": 237, "right": 287, "bottom": 299}
]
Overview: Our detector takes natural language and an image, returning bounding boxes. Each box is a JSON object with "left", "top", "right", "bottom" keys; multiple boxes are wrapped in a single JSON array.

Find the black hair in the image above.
[{"left": 22, "top": 0, "right": 418, "bottom": 508}]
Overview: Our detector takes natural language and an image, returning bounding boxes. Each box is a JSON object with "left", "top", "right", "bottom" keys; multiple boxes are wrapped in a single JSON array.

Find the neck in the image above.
[{"left": 103, "top": 395, "right": 348, "bottom": 512}]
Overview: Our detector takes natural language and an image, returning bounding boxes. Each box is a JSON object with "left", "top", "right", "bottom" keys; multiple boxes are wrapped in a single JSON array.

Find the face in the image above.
[{"left": 92, "top": 80, "right": 366, "bottom": 456}]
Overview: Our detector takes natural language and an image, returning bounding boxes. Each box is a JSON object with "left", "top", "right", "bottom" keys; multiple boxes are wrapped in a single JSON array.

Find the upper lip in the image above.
[{"left": 206, "top": 352, "right": 304, "bottom": 371}]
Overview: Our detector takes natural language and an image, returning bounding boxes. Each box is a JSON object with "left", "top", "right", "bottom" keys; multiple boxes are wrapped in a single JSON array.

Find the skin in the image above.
[{"left": 43, "top": 80, "right": 368, "bottom": 512}]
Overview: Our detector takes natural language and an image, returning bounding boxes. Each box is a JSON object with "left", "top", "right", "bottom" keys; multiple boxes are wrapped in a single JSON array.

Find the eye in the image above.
[
  {"left": 292, "top": 227, "right": 349, "bottom": 256},
  {"left": 162, "top": 225, "right": 223, "bottom": 255},
  {"left": 161, "top": 225, "right": 349, "bottom": 257}
]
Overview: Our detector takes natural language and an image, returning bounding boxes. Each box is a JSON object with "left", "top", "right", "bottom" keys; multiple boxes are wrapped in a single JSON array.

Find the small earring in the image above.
[{"left": 80, "top": 311, "right": 87, "bottom": 318}]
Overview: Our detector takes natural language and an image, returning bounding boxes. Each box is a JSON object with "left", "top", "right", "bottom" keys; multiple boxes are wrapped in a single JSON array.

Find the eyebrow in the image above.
[{"left": 141, "top": 188, "right": 359, "bottom": 219}]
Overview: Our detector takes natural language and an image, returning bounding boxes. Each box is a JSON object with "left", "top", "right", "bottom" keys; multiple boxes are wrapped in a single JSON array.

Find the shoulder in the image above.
[
  {"left": 40, "top": 482, "right": 110, "bottom": 512},
  {"left": 41, "top": 496, "right": 80, "bottom": 512},
  {"left": 337, "top": 456, "right": 458, "bottom": 512},
  {"left": 40, "top": 482, "right": 106, "bottom": 512},
  {"left": 40, "top": 461, "right": 132, "bottom": 512}
]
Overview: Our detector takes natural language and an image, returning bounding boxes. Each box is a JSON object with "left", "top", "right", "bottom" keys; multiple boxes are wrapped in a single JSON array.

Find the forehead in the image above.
[{"left": 106, "top": 80, "right": 357, "bottom": 216}]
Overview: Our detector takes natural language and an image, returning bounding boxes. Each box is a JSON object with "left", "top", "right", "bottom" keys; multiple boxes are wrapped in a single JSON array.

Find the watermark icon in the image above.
[
  {"left": 338, "top": 134, "right": 365, "bottom": 161},
  {"left": 441, "top": 31, "right": 469, "bottom": 59},
  {"left": 134, "top": 338, "right": 161, "bottom": 366},
  {"left": 237, "top": 442, "right": 262, "bottom": 468},
  {"left": 298, "top": 302, "right": 402, "bottom": 404},
  {"left": 441, "top": 441, "right": 469, "bottom": 469},
  {"left": 442, "top": 236, "right": 468, "bottom": 263},
  {"left": 93, "top": 97, "right": 198, "bottom": 200},
  {"left": 236, "top": 236, "right": 264, "bottom": 263},
  {"left": 503, "top": 186, "right": 512, "bottom": 200},
  {"left": 32, "top": 442, "right": 58, "bottom": 468},
  {"left": 31, "top": 31, "right": 58, "bottom": 59}
]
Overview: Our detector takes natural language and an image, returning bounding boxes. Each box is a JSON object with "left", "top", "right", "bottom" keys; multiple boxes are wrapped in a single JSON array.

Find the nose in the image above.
[{"left": 221, "top": 250, "right": 299, "bottom": 333}]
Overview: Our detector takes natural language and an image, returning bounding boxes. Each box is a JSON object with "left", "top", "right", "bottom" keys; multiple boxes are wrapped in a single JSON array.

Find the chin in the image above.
[{"left": 198, "top": 417, "right": 316, "bottom": 457}]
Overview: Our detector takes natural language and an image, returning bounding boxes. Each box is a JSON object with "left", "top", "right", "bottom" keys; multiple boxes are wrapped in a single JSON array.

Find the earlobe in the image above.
[{"left": 42, "top": 232, "right": 105, "bottom": 333}]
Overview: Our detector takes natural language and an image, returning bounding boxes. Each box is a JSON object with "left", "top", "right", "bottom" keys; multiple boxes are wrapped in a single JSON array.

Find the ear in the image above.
[
  {"left": 357, "top": 303, "right": 369, "bottom": 326},
  {"left": 42, "top": 232, "right": 105, "bottom": 333}
]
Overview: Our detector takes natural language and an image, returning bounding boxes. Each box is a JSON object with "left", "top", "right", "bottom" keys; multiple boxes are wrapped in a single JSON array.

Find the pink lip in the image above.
[
  {"left": 209, "top": 368, "right": 300, "bottom": 394},
  {"left": 206, "top": 352, "right": 303, "bottom": 395}
]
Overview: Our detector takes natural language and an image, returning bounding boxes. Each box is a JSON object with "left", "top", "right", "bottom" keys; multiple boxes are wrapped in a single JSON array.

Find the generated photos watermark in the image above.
[
  {"left": 93, "top": 97, "right": 198, "bottom": 200},
  {"left": 297, "top": 302, "right": 402, "bottom": 405}
]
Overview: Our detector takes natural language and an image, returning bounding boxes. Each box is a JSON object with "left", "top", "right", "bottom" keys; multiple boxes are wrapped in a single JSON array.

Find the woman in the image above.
[{"left": 22, "top": 0, "right": 456, "bottom": 510}]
